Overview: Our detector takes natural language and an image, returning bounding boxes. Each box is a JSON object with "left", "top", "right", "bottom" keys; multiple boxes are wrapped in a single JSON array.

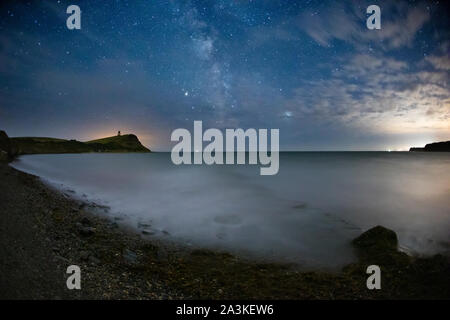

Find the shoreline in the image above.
[{"left": 1, "top": 162, "right": 449, "bottom": 299}]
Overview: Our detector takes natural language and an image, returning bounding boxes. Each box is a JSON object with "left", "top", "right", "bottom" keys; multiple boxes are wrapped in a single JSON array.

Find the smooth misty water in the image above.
[{"left": 11, "top": 152, "right": 450, "bottom": 269}]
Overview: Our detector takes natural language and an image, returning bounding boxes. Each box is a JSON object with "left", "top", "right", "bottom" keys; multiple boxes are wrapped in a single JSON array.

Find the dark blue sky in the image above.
[{"left": 0, "top": 0, "right": 449, "bottom": 151}]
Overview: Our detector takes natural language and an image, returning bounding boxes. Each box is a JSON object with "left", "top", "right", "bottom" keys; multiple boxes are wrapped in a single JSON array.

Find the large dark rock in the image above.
[
  {"left": 352, "top": 225, "right": 398, "bottom": 253},
  {"left": 0, "top": 130, "right": 11, "bottom": 161},
  {"left": 350, "top": 225, "right": 410, "bottom": 269}
]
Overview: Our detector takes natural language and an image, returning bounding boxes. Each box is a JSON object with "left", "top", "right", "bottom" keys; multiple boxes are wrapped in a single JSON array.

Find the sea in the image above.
[{"left": 11, "top": 152, "right": 450, "bottom": 270}]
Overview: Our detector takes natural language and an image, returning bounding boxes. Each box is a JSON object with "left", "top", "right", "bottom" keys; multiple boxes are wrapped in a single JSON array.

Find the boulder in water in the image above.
[{"left": 352, "top": 225, "right": 398, "bottom": 253}]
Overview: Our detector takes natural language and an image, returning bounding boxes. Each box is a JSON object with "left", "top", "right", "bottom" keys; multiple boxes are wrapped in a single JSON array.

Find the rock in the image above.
[
  {"left": 142, "top": 230, "right": 154, "bottom": 235},
  {"left": 0, "top": 150, "right": 8, "bottom": 162},
  {"left": 81, "top": 217, "right": 91, "bottom": 226},
  {"left": 78, "top": 225, "right": 96, "bottom": 236},
  {"left": 109, "top": 222, "right": 119, "bottom": 229},
  {"left": 123, "top": 249, "right": 138, "bottom": 265},
  {"left": 352, "top": 225, "right": 398, "bottom": 252},
  {"left": 352, "top": 226, "right": 402, "bottom": 265},
  {"left": 89, "top": 256, "right": 101, "bottom": 265},
  {"left": 55, "top": 255, "right": 70, "bottom": 263},
  {"left": 0, "top": 130, "right": 12, "bottom": 161},
  {"left": 79, "top": 250, "right": 90, "bottom": 261},
  {"left": 138, "top": 222, "right": 151, "bottom": 229}
]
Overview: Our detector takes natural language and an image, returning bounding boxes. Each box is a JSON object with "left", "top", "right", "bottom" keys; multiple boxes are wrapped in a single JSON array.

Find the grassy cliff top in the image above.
[
  {"left": 86, "top": 134, "right": 151, "bottom": 153},
  {"left": 87, "top": 134, "right": 144, "bottom": 146},
  {"left": 12, "top": 137, "right": 67, "bottom": 142}
]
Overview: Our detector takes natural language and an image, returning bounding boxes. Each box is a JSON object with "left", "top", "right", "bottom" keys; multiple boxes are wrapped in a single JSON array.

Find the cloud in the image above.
[
  {"left": 298, "top": 6, "right": 359, "bottom": 47},
  {"left": 283, "top": 53, "right": 450, "bottom": 135},
  {"left": 426, "top": 55, "right": 450, "bottom": 71},
  {"left": 297, "top": 1, "right": 430, "bottom": 50},
  {"left": 376, "top": 6, "right": 429, "bottom": 48}
]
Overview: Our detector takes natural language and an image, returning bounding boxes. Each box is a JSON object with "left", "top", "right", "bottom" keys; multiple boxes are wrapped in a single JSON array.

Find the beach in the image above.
[
  {"left": 0, "top": 162, "right": 184, "bottom": 299},
  {"left": 1, "top": 161, "right": 450, "bottom": 299}
]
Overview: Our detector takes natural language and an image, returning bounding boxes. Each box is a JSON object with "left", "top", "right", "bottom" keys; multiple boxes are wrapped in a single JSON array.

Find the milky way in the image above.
[{"left": 0, "top": 0, "right": 449, "bottom": 150}]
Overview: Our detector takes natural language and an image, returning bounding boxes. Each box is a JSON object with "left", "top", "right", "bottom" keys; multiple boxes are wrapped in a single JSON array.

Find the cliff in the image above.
[
  {"left": 409, "top": 140, "right": 450, "bottom": 152},
  {"left": 2, "top": 132, "right": 150, "bottom": 156},
  {"left": 0, "top": 130, "right": 12, "bottom": 161}
]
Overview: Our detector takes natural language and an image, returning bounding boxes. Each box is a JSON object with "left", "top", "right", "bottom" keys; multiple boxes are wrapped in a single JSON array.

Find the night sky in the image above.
[{"left": 0, "top": 0, "right": 449, "bottom": 151}]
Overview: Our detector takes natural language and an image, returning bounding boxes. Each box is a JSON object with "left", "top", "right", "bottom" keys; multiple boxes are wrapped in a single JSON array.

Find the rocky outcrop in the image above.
[
  {"left": 410, "top": 140, "right": 450, "bottom": 152},
  {"left": 423, "top": 141, "right": 450, "bottom": 152},
  {"left": 0, "top": 130, "right": 12, "bottom": 161},
  {"left": 344, "top": 225, "right": 450, "bottom": 298},
  {"left": 352, "top": 225, "right": 398, "bottom": 253},
  {"left": 350, "top": 225, "right": 411, "bottom": 268}
]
